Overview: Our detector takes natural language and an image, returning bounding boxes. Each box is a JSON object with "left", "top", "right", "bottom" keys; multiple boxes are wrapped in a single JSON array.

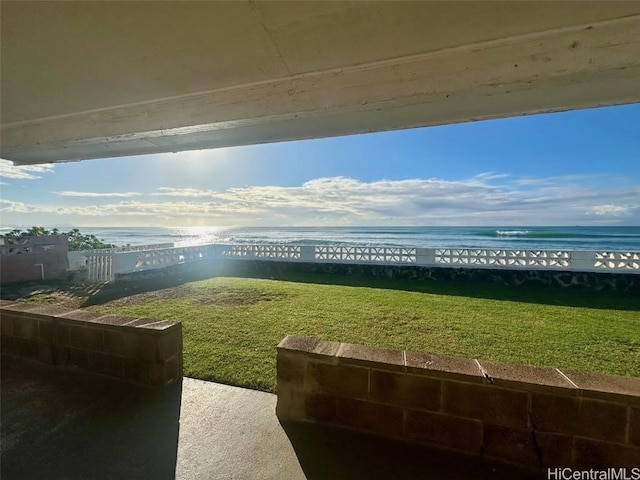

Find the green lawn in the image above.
[{"left": 9, "top": 274, "right": 640, "bottom": 392}]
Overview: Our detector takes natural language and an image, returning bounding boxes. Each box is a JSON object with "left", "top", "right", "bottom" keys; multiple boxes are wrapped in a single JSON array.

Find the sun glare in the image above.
[
  {"left": 177, "top": 148, "right": 230, "bottom": 164},
  {"left": 170, "top": 226, "right": 232, "bottom": 246}
]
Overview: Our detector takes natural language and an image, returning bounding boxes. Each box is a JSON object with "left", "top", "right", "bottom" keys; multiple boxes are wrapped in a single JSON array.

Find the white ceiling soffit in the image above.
[{"left": 1, "top": 1, "right": 640, "bottom": 165}]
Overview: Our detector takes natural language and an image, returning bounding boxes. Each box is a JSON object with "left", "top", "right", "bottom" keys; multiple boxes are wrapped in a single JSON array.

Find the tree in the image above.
[
  {"left": 26, "top": 226, "right": 50, "bottom": 236},
  {"left": 66, "top": 228, "right": 117, "bottom": 251},
  {"left": 1, "top": 227, "right": 117, "bottom": 251}
]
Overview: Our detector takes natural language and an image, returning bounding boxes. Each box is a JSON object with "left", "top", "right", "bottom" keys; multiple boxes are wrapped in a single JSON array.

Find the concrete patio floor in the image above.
[{"left": 1, "top": 357, "right": 543, "bottom": 479}]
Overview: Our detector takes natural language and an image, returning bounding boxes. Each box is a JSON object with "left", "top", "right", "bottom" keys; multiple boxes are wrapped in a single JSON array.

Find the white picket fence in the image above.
[{"left": 69, "top": 243, "right": 640, "bottom": 283}]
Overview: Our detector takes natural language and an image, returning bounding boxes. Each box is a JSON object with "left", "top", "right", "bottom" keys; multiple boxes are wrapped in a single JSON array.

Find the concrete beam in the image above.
[{"left": 3, "top": 15, "right": 640, "bottom": 164}]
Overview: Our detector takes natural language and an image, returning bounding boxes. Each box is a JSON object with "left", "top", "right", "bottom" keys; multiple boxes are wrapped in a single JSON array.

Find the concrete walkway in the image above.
[{"left": 1, "top": 357, "right": 543, "bottom": 479}]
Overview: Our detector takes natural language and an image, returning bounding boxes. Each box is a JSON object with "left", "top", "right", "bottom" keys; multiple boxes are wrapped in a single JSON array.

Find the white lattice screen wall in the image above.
[
  {"left": 434, "top": 249, "right": 572, "bottom": 268},
  {"left": 72, "top": 243, "right": 640, "bottom": 283},
  {"left": 223, "top": 245, "right": 301, "bottom": 260},
  {"left": 594, "top": 251, "right": 640, "bottom": 270},
  {"left": 314, "top": 246, "right": 417, "bottom": 263},
  {"left": 135, "top": 246, "right": 208, "bottom": 268}
]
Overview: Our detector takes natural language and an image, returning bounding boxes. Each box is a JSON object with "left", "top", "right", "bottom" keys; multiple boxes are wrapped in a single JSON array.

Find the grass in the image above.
[{"left": 6, "top": 274, "right": 640, "bottom": 392}]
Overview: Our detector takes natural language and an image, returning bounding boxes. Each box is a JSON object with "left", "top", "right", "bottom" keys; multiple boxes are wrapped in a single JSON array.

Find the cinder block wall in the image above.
[
  {"left": 276, "top": 336, "right": 640, "bottom": 470},
  {"left": 215, "top": 259, "right": 640, "bottom": 293},
  {"left": 0, "top": 300, "right": 182, "bottom": 387},
  {"left": 0, "top": 235, "right": 70, "bottom": 283}
]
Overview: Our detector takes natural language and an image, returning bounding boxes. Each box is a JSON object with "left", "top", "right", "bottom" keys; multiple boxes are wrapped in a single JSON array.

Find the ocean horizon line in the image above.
[{"left": 3, "top": 225, "right": 638, "bottom": 251}]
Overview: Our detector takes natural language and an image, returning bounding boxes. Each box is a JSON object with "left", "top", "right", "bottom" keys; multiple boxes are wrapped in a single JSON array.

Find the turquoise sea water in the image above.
[{"left": 4, "top": 226, "right": 636, "bottom": 251}]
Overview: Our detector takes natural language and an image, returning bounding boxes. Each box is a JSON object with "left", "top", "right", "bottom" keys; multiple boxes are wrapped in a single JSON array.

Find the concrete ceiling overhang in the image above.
[{"left": 1, "top": 1, "right": 640, "bottom": 165}]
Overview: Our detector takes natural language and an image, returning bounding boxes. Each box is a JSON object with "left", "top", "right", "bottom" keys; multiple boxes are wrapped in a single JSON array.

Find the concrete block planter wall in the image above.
[
  {"left": 0, "top": 300, "right": 182, "bottom": 387},
  {"left": 276, "top": 336, "right": 640, "bottom": 470}
]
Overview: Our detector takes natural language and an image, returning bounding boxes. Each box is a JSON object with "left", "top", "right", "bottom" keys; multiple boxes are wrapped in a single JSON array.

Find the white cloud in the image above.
[
  {"left": 55, "top": 191, "right": 142, "bottom": 198},
  {"left": 587, "top": 204, "right": 637, "bottom": 217},
  {"left": 2, "top": 174, "right": 639, "bottom": 226},
  {"left": 0, "top": 199, "right": 26, "bottom": 211},
  {"left": 0, "top": 159, "right": 55, "bottom": 180},
  {"left": 153, "top": 187, "right": 218, "bottom": 197}
]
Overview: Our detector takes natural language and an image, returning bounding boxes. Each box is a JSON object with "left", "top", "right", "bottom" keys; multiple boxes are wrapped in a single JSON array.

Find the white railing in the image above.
[
  {"left": 69, "top": 243, "right": 640, "bottom": 282},
  {"left": 85, "top": 252, "right": 114, "bottom": 282},
  {"left": 72, "top": 243, "right": 177, "bottom": 282}
]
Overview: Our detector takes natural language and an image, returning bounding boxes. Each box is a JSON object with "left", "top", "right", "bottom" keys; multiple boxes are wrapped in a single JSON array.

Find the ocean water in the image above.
[{"left": 4, "top": 226, "right": 637, "bottom": 251}]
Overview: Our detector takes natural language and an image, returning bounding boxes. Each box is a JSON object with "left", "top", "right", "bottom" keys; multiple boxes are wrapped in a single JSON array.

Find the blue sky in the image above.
[{"left": 1, "top": 103, "right": 639, "bottom": 228}]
